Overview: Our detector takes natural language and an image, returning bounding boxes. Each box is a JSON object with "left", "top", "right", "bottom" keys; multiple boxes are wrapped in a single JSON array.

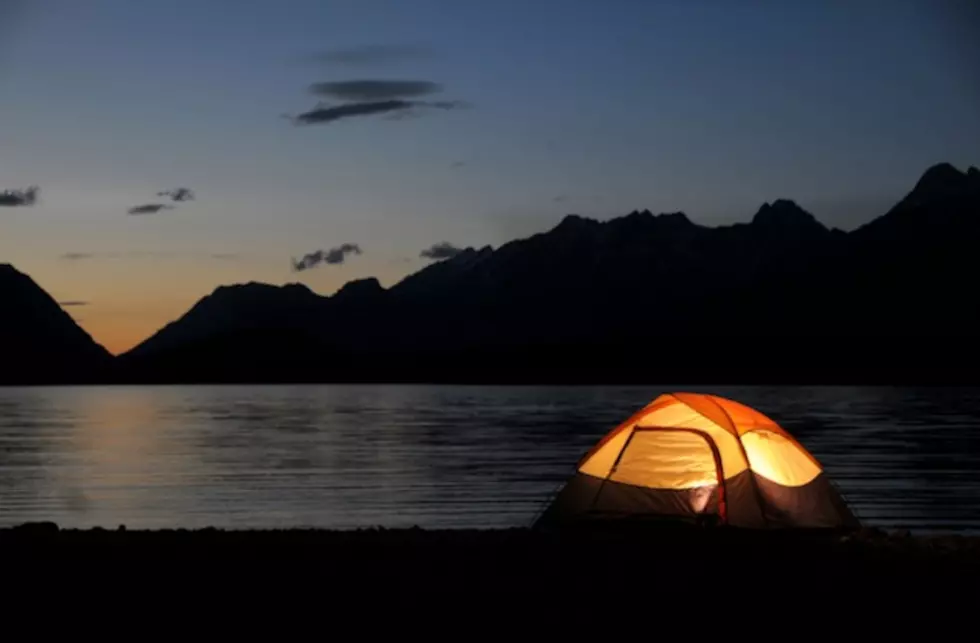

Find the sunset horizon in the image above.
[{"left": 4, "top": 0, "right": 978, "bottom": 355}]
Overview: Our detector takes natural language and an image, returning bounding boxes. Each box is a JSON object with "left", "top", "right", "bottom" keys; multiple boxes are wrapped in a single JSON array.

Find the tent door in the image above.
[{"left": 603, "top": 427, "right": 728, "bottom": 524}]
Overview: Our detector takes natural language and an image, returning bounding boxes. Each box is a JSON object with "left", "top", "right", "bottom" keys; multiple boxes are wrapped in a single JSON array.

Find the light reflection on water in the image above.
[{"left": 1, "top": 385, "right": 978, "bottom": 533}]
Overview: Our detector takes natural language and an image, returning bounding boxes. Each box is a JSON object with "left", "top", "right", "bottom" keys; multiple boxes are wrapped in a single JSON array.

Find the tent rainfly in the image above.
[{"left": 534, "top": 392, "right": 859, "bottom": 529}]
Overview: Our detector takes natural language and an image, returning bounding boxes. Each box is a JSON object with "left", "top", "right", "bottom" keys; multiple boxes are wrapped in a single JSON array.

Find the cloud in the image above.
[
  {"left": 553, "top": 195, "right": 566, "bottom": 203},
  {"left": 157, "top": 187, "right": 195, "bottom": 202},
  {"left": 289, "top": 99, "right": 466, "bottom": 126},
  {"left": 60, "top": 251, "right": 242, "bottom": 262},
  {"left": 451, "top": 161, "right": 466, "bottom": 169},
  {"left": 127, "top": 203, "right": 174, "bottom": 215},
  {"left": 0, "top": 186, "right": 39, "bottom": 207},
  {"left": 310, "top": 80, "right": 442, "bottom": 101},
  {"left": 291, "top": 243, "right": 362, "bottom": 272},
  {"left": 312, "top": 44, "right": 434, "bottom": 66},
  {"left": 58, "top": 301, "right": 89, "bottom": 307},
  {"left": 420, "top": 242, "right": 463, "bottom": 260},
  {"left": 61, "top": 252, "right": 97, "bottom": 261},
  {"left": 291, "top": 100, "right": 411, "bottom": 124}
]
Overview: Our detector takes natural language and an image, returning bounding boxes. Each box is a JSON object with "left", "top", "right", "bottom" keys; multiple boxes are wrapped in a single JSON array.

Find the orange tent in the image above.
[{"left": 535, "top": 392, "right": 859, "bottom": 529}]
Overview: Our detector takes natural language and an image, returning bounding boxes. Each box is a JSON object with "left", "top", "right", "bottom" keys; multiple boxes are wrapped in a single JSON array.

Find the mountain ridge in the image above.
[
  {"left": 113, "top": 161, "right": 979, "bottom": 384},
  {"left": 3, "top": 161, "right": 978, "bottom": 385}
]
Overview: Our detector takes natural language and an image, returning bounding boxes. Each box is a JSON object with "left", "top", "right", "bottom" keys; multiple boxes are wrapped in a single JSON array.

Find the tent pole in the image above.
[
  {"left": 734, "top": 437, "right": 769, "bottom": 528},
  {"left": 587, "top": 429, "right": 638, "bottom": 518},
  {"left": 709, "top": 401, "right": 770, "bottom": 528}
]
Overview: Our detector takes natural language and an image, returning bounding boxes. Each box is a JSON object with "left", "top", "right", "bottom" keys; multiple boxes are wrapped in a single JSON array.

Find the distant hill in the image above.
[
  {"left": 113, "top": 161, "right": 979, "bottom": 385},
  {"left": 0, "top": 264, "right": 112, "bottom": 385}
]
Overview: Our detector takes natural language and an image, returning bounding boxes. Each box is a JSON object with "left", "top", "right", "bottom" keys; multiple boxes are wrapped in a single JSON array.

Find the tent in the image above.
[{"left": 534, "top": 392, "right": 859, "bottom": 529}]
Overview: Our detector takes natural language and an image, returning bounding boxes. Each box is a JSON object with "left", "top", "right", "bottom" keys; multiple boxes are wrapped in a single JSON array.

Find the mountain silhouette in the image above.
[
  {"left": 3, "top": 162, "right": 978, "bottom": 385},
  {"left": 113, "top": 161, "right": 979, "bottom": 384},
  {"left": 0, "top": 264, "right": 112, "bottom": 384}
]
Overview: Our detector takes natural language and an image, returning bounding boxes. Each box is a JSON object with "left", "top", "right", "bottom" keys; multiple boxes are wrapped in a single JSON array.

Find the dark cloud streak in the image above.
[
  {"left": 292, "top": 100, "right": 412, "bottom": 125},
  {"left": 60, "top": 251, "right": 243, "bottom": 261},
  {"left": 291, "top": 243, "right": 362, "bottom": 272},
  {"left": 58, "top": 301, "right": 89, "bottom": 307},
  {"left": 0, "top": 186, "right": 39, "bottom": 207},
  {"left": 127, "top": 203, "right": 174, "bottom": 215},
  {"left": 157, "top": 187, "right": 195, "bottom": 202},
  {"left": 290, "top": 99, "right": 465, "bottom": 126},
  {"left": 420, "top": 242, "right": 463, "bottom": 260}
]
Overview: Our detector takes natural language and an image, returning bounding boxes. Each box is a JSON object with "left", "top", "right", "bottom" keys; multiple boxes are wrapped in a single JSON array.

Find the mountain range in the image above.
[{"left": 3, "top": 161, "right": 978, "bottom": 385}]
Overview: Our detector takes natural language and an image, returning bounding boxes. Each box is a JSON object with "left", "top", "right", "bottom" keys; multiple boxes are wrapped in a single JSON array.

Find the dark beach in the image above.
[{"left": 5, "top": 522, "right": 979, "bottom": 613}]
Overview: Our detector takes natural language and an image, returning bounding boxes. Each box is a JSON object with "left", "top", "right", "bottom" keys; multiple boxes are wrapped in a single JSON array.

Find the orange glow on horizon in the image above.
[
  {"left": 49, "top": 260, "right": 410, "bottom": 355},
  {"left": 77, "top": 314, "right": 170, "bottom": 356}
]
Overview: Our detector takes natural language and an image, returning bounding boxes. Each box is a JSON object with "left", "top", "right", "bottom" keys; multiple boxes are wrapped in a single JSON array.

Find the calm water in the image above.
[{"left": 1, "top": 385, "right": 978, "bottom": 533}]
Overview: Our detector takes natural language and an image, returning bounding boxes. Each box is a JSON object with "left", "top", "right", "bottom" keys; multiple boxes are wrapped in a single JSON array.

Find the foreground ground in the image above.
[{"left": 3, "top": 522, "right": 977, "bottom": 628}]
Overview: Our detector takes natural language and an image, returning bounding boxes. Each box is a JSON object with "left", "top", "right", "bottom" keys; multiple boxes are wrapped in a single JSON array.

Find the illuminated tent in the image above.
[{"left": 535, "top": 392, "right": 859, "bottom": 529}]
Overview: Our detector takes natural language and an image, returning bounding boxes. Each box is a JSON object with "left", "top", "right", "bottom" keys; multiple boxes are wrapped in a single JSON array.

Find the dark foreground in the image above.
[{"left": 4, "top": 522, "right": 978, "bottom": 628}]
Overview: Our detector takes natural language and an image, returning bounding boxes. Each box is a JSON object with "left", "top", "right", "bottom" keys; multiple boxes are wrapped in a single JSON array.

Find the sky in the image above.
[{"left": 1, "top": 0, "right": 978, "bottom": 354}]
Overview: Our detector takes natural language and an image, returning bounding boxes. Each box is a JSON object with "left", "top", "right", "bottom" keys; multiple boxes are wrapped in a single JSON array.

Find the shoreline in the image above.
[
  {"left": 6, "top": 520, "right": 979, "bottom": 562},
  {"left": 5, "top": 521, "right": 978, "bottom": 619}
]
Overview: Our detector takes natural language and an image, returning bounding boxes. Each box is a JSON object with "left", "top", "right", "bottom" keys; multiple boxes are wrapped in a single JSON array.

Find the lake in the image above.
[{"left": 1, "top": 385, "right": 978, "bottom": 533}]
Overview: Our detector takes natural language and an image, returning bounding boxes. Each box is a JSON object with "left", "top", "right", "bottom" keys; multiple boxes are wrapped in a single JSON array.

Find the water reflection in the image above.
[{"left": 0, "top": 385, "right": 978, "bottom": 533}]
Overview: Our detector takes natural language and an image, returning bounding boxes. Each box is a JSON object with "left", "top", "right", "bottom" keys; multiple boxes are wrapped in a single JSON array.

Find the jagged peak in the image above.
[
  {"left": 554, "top": 213, "right": 599, "bottom": 231},
  {"left": 341, "top": 276, "right": 383, "bottom": 288},
  {"left": 752, "top": 199, "right": 825, "bottom": 230},
  {"left": 655, "top": 211, "right": 692, "bottom": 225},
  {"left": 610, "top": 210, "right": 694, "bottom": 235},
  {"left": 206, "top": 281, "right": 316, "bottom": 303},
  {"left": 332, "top": 277, "right": 385, "bottom": 299},
  {"left": 912, "top": 162, "right": 969, "bottom": 195},
  {"left": 448, "top": 244, "right": 494, "bottom": 262},
  {"left": 0, "top": 262, "right": 24, "bottom": 275}
]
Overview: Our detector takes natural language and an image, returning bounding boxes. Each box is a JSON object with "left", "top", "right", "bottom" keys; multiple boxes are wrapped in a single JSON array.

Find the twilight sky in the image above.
[{"left": 1, "top": 0, "right": 978, "bottom": 354}]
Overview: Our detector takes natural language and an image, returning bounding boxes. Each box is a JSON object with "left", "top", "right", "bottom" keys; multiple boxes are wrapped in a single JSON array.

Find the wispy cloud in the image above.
[
  {"left": 291, "top": 243, "right": 362, "bottom": 271},
  {"left": 127, "top": 203, "right": 174, "bottom": 215},
  {"left": 288, "top": 42, "right": 465, "bottom": 129},
  {"left": 420, "top": 242, "right": 463, "bottom": 260},
  {"left": 157, "top": 187, "right": 195, "bottom": 202},
  {"left": 310, "top": 80, "right": 442, "bottom": 101},
  {"left": 311, "top": 44, "right": 434, "bottom": 66},
  {"left": 61, "top": 252, "right": 96, "bottom": 261},
  {"left": 0, "top": 186, "right": 39, "bottom": 207},
  {"left": 289, "top": 99, "right": 466, "bottom": 126},
  {"left": 58, "top": 300, "right": 89, "bottom": 307},
  {"left": 60, "top": 251, "right": 243, "bottom": 261}
]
